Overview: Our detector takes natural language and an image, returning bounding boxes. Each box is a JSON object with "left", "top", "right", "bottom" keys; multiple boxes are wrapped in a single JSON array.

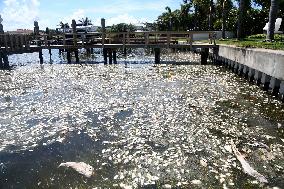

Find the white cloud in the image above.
[
  {"left": 93, "top": 14, "right": 148, "bottom": 26},
  {"left": 1, "top": 0, "right": 40, "bottom": 31},
  {"left": 61, "top": 9, "right": 86, "bottom": 25}
]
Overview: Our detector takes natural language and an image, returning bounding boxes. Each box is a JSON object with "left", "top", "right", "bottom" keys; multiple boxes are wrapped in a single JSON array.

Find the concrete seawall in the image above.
[{"left": 211, "top": 45, "right": 284, "bottom": 101}]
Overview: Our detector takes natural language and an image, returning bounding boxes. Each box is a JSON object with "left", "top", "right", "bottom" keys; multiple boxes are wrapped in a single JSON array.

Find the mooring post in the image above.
[
  {"left": 74, "top": 50, "right": 79, "bottom": 63},
  {"left": 108, "top": 49, "right": 113, "bottom": 64},
  {"left": 0, "top": 52, "right": 3, "bottom": 69},
  {"left": 154, "top": 48, "right": 161, "bottom": 64},
  {"left": 113, "top": 50, "right": 117, "bottom": 64},
  {"left": 2, "top": 52, "right": 9, "bottom": 69},
  {"left": 90, "top": 48, "right": 94, "bottom": 54},
  {"left": 200, "top": 48, "right": 209, "bottom": 65},
  {"left": 39, "top": 50, "right": 43, "bottom": 64},
  {"left": 103, "top": 48, "right": 108, "bottom": 64},
  {"left": 72, "top": 20, "right": 77, "bottom": 47},
  {"left": 101, "top": 18, "right": 106, "bottom": 47},
  {"left": 67, "top": 50, "right": 71, "bottom": 63}
]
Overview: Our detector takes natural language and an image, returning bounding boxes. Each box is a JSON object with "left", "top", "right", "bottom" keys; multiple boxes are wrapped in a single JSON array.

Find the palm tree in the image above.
[
  {"left": 266, "top": 0, "right": 280, "bottom": 41},
  {"left": 208, "top": 0, "right": 214, "bottom": 30},
  {"left": 237, "top": 0, "right": 245, "bottom": 39},
  {"left": 220, "top": 0, "right": 232, "bottom": 38},
  {"left": 58, "top": 22, "right": 70, "bottom": 33},
  {"left": 79, "top": 17, "right": 92, "bottom": 26},
  {"left": 165, "top": 6, "right": 173, "bottom": 30}
]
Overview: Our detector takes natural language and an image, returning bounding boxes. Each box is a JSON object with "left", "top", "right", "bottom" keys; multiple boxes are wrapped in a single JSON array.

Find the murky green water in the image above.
[{"left": 0, "top": 51, "right": 284, "bottom": 189}]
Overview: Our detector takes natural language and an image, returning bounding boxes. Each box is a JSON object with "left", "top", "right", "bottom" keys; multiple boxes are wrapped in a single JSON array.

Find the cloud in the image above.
[
  {"left": 91, "top": 0, "right": 174, "bottom": 15},
  {"left": 92, "top": 14, "right": 148, "bottom": 26},
  {"left": 0, "top": 0, "right": 40, "bottom": 30},
  {"left": 61, "top": 9, "right": 86, "bottom": 24}
]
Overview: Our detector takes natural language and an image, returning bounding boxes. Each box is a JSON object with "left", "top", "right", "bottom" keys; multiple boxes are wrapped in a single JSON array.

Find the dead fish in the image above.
[
  {"left": 58, "top": 162, "right": 94, "bottom": 178},
  {"left": 231, "top": 141, "right": 268, "bottom": 183}
]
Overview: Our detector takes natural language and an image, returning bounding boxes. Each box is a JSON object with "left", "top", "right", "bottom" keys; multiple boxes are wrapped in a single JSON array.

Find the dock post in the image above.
[
  {"left": 101, "top": 18, "right": 106, "bottom": 47},
  {"left": 113, "top": 50, "right": 117, "bottom": 64},
  {"left": 90, "top": 48, "right": 94, "bottom": 54},
  {"left": 103, "top": 48, "right": 108, "bottom": 64},
  {"left": 154, "top": 48, "right": 160, "bottom": 64},
  {"left": 0, "top": 52, "right": 3, "bottom": 69},
  {"left": 108, "top": 49, "right": 113, "bottom": 64},
  {"left": 72, "top": 20, "right": 77, "bottom": 47},
  {"left": 39, "top": 50, "right": 43, "bottom": 64},
  {"left": 2, "top": 52, "right": 9, "bottom": 69},
  {"left": 201, "top": 48, "right": 209, "bottom": 65},
  {"left": 67, "top": 50, "right": 71, "bottom": 63},
  {"left": 74, "top": 50, "right": 79, "bottom": 63}
]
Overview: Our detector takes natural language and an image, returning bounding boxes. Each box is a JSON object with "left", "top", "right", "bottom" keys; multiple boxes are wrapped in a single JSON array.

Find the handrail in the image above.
[{"left": 0, "top": 31, "right": 217, "bottom": 52}]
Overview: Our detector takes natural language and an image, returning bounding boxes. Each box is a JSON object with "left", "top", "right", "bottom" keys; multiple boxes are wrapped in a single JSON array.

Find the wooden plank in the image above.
[
  {"left": 127, "top": 32, "right": 130, "bottom": 44},
  {"left": 167, "top": 33, "right": 170, "bottom": 47},
  {"left": 145, "top": 33, "right": 149, "bottom": 46},
  {"left": 10, "top": 35, "right": 14, "bottom": 51},
  {"left": 44, "top": 35, "right": 48, "bottom": 47},
  {"left": 15, "top": 35, "right": 19, "bottom": 50},
  {"left": 123, "top": 33, "right": 126, "bottom": 49},
  {"left": 20, "top": 35, "right": 24, "bottom": 50}
]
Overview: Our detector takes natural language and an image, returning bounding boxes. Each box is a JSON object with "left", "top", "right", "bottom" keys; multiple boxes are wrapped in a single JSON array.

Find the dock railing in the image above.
[{"left": 0, "top": 31, "right": 216, "bottom": 52}]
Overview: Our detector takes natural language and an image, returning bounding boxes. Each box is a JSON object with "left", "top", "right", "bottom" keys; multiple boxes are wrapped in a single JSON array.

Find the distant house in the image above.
[
  {"left": 76, "top": 25, "right": 99, "bottom": 33},
  {"left": 8, "top": 29, "right": 33, "bottom": 34},
  {"left": 263, "top": 18, "right": 283, "bottom": 34}
]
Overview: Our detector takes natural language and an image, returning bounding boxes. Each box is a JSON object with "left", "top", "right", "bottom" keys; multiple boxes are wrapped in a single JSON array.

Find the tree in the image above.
[
  {"left": 79, "top": 17, "right": 92, "bottom": 26},
  {"left": 208, "top": 0, "right": 214, "bottom": 30},
  {"left": 266, "top": 0, "right": 280, "bottom": 41},
  {"left": 237, "top": 0, "right": 246, "bottom": 39},
  {"left": 110, "top": 23, "right": 136, "bottom": 32},
  {"left": 58, "top": 22, "right": 70, "bottom": 33}
]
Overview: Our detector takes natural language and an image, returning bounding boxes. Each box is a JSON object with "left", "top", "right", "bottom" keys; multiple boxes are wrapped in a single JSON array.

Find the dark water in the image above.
[{"left": 0, "top": 50, "right": 284, "bottom": 189}]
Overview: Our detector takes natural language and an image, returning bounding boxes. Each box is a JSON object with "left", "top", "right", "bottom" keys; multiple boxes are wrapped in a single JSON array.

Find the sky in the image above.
[{"left": 0, "top": 0, "right": 181, "bottom": 31}]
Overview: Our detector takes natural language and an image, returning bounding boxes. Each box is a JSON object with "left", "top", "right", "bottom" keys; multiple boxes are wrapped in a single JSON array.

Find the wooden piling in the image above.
[
  {"left": 201, "top": 48, "right": 209, "bottom": 65},
  {"left": 2, "top": 52, "right": 9, "bottom": 69},
  {"left": 75, "top": 50, "right": 79, "bottom": 63},
  {"left": 39, "top": 50, "right": 43, "bottom": 64},
  {"left": 0, "top": 52, "right": 3, "bottom": 69},
  {"left": 113, "top": 50, "right": 117, "bottom": 64},
  {"left": 154, "top": 48, "right": 160, "bottom": 64},
  {"left": 67, "top": 51, "right": 71, "bottom": 63},
  {"left": 103, "top": 48, "right": 108, "bottom": 64},
  {"left": 108, "top": 49, "right": 113, "bottom": 64},
  {"left": 101, "top": 18, "right": 106, "bottom": 46},
  {"left": 72, "top": 20, "right": 77, "bottom": 46}
]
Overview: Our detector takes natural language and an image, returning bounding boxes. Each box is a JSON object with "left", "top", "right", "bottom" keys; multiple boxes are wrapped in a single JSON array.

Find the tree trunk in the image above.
[
  {"left": 266, "top": 0, "right": 280, "bottom": 41},
  {"left": 237, "top": 0, "right": 245, "bottom": 39},
  {"left": 208, "top": 0, "right": 214, "bottom": 30},
  {"left": 221, "top": 0, "right": 227, "bottom": 39}
]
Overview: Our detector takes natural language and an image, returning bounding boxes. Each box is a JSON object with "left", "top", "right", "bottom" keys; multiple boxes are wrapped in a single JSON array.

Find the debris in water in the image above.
[
  {"left": 58, "top": 162, "right": 94, "bottom": 178},
  {"left": 231, "top": 141, "right": 268, "bottom": 183},
  {"left": 191, "top": 179, "right": 202, "bottom": 185}
]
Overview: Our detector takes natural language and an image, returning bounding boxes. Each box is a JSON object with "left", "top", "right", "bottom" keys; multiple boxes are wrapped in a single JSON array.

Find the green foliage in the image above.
[
  {"left": 110, "top": 23, "right": 136, "bottom": 32},
  {"left": 154, "top": 0, "right": 284, "bottom": 39},
  {"left": 216, "top": 34, "right": 284, "bottom": 50}
]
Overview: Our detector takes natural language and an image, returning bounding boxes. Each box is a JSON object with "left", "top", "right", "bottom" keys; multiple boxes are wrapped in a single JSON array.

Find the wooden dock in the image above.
[{"left": 0, "top": 19, "right": 218, "bottom": 68}]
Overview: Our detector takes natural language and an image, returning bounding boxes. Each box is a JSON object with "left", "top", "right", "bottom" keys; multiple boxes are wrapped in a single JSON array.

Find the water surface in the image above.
[{"left": 0, "top": 51, "right": 284, "bottom": 189}]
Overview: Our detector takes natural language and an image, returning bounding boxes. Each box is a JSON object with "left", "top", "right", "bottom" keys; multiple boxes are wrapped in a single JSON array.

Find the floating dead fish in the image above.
[
  {"left": 58, "top": 162, "right": 94, "bottom": 178},
  {"left": 231, "top": 141, "right": 268, "bottom": 183}
]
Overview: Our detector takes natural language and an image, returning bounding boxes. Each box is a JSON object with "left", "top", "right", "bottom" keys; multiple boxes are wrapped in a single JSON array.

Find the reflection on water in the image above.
[{"left": 0, "top": 51, "right": 284, "bottom": 188}]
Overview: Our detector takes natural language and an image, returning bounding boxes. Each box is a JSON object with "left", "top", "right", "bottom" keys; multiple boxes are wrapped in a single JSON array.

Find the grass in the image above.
[{"left": 214, "top": 34, "right": 284, "bottom": 50}]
